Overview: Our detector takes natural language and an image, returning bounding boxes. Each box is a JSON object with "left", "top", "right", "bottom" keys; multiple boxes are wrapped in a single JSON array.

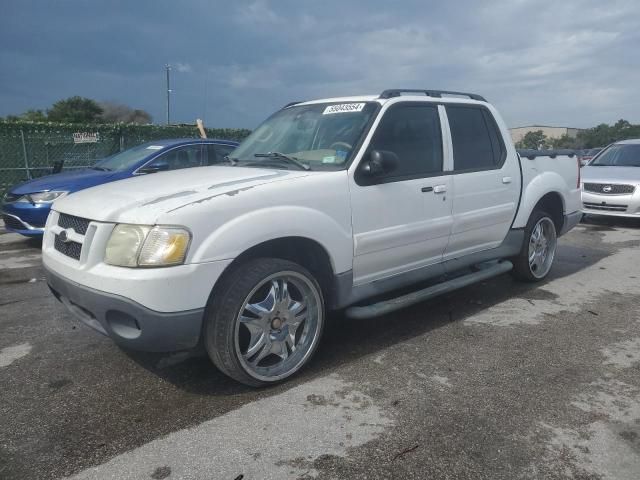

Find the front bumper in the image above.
[
  {"left": 45, "top": 266, "right": 204, "bottom": 352},
  {"left": 1, "top": 203, "right": 49, "bottom": 235},
  {"left": 42, "top": 210, "right": 232, "bottom": 312},
  {"left": 581, "top": 190, "right": 640, "bottom": 219}
]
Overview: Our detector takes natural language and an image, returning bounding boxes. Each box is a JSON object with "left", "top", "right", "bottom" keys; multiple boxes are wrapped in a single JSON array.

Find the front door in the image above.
[{"left": 349, "top": 102, "right": 453, "bottom": 286}]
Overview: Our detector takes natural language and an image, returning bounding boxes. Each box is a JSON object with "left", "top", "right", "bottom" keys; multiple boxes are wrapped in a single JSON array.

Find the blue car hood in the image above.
[{"left": 10, "top": 169, "right": 121, "bottom": 195}]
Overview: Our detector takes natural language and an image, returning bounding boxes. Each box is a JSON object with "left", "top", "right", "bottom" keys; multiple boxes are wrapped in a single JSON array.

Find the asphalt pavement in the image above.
[{"left": 1, "top": 218, "right": 639, "bottom": 480}]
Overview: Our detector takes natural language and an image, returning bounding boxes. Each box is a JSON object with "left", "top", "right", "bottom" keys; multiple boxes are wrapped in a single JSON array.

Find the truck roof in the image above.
[{"left": 295, "top": 89, "right": 488, "bottom": 108}]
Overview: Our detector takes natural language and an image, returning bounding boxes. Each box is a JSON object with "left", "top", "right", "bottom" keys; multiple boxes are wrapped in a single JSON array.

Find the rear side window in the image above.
[
  {"left": 205, "top": 144, "right": 236, "bottom": 165},
  {"left": 447, "top": 106, "right": 505, "bottom": 171},
  {"left": 368, "top": 104, "right": 443, "bottom": 179},
  {"left": 147, "top": 144, "right": 205, "bottom": 171}
]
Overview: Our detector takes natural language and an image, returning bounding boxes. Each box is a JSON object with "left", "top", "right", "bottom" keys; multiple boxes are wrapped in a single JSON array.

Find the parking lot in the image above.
[{"left": 0, "top": 219, "right": 639, "bottom": 479}]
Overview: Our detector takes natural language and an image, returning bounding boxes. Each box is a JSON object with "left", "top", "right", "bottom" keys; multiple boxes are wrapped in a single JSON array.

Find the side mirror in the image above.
[
  {"left": 138, "top": 162, "right": 169, "bottom": 174},
  {"left": 360, "top": 150, "right": 399, "bottom": 177}
]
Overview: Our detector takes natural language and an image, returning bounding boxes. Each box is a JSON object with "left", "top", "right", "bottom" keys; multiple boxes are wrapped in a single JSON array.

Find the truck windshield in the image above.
[
  {"left": 231, "top": 102, "right": 379, "bottom": 169},
  {"left": 590, "top": 144, "right": 640, "bottom": 167}
]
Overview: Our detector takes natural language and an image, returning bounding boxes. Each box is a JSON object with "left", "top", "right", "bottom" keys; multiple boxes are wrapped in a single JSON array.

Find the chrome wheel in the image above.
[
  {"left": 528, "top": 217, "right": 557, "bottom": 279},
  {"left": 234, "top": 271, "right": 322, "bottom": 382}
]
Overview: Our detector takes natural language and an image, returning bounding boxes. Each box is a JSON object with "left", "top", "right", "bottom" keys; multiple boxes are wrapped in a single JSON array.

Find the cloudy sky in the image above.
[{"left": 1, "top": 0, "right": 639, "bottom": 129}]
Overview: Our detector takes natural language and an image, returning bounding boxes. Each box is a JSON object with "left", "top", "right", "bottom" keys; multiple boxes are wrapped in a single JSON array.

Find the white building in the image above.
[{"left": 509, "top": 126, "right": 583, "bottom": 145}]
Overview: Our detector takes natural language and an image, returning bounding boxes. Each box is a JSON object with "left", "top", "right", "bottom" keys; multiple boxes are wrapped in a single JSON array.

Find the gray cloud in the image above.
[{"left": 1, "top": 0, "right": 639, "bottom": 129}]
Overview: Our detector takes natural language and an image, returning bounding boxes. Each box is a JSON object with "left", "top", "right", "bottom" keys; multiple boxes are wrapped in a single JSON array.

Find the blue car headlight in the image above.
[{"left": 16, "top": 191, "right": 69, "bottom": 204}]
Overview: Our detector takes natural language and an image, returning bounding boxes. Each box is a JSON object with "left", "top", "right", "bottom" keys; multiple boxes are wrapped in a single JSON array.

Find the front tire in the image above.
[
  {"left": 511, "top": 210, "right": 558, "bottom": 282},
  {"left": 204, "top": 258, "right": 325, "bottom": 387}
]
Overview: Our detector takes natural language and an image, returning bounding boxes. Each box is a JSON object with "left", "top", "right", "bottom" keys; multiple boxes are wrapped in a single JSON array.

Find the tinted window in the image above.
[
  {"left": 148, "top": 144, "right": 205, "bottom": 171},
  {"left": 368, "top": 104, "right": 442, "bottom": 178},
  {"left": 447, "top": 106, "right": 503, "bottom": 171},
  {"left": 94, "top": 143, "right": 159, "bottom": 171}
]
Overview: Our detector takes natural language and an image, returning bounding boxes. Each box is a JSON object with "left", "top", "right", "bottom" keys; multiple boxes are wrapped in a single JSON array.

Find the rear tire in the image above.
[
  {"left": 511, "top": 210, "right": 558, "bottom": 282},
  {"left": 204, "top": 258, "right": 325, "bottom": 387}
]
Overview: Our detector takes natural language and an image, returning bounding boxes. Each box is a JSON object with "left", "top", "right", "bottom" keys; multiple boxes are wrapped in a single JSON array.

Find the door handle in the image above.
[
  {"left": 433, "top": 185, "right": 447, "bottom": 194},
  {"left": 502, "top": 176, "right": 512, "bottom": 184},
  {"left": 421, "top": 186, "right": 433, "bottom": 192}
]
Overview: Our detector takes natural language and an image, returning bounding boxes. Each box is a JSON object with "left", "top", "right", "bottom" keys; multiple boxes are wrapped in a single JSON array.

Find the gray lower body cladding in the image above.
[
  {"left": 45, "top": 266, "right": 204, "bottom": 352},
  {"left": 334, "top": 211, "right": 579, "bottom": 310},
  {"left": 560, "top": 210, "right": 582, "bottom": 236},
  {"left": 333, "top": 229, "right": 525, "bottom": 310}
]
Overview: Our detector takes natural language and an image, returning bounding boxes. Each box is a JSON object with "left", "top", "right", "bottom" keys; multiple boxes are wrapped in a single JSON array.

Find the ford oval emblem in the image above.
[{"left": 602, "top": 185, "right": 612, "bottom": 193}]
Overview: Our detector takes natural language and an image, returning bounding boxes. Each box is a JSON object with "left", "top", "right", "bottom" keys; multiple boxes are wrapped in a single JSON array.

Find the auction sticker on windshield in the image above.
[{"left": 323, "top": 103, "right": 365, "bottom": 115}]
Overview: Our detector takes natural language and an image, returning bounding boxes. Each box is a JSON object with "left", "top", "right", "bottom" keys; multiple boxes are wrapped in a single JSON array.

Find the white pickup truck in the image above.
[{"left": 43, "top": 89, "right": 582, "bottom": 386}]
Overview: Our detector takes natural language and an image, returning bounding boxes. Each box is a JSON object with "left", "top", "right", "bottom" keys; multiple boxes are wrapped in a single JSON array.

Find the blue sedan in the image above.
[{"left": 1, "top": 138, "right": 238, "bottom": 236}]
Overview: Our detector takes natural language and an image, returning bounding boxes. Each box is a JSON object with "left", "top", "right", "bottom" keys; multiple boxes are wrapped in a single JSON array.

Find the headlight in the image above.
[
  {"left": 105, "top": 224, "right": 190, "bottom": 267},
  {"left": 17, "top": 191, "right": 68, "bottom": 204},
  {"left": 105, "top": 225, "right": 150, "bottom": 267},
  {"left": 138, "top": 227, "right": 191, "bottom": 266}
]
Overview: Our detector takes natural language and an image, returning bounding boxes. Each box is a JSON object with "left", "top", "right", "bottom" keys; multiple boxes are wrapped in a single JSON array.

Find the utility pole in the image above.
[{"left": 165, "top": 64, "right": 172, "bottom": 125}]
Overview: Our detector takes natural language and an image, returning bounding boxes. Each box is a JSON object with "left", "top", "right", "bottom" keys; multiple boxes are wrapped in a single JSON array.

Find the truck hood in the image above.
[
  {"left": 52, "top": 166, "right": 310, "bottom": 223},
  {"left": 10, "top": 169, "right": 119, "bottom": 195},
  {"left": 581, "top": 166, "right": 640, "bottom": 184}
]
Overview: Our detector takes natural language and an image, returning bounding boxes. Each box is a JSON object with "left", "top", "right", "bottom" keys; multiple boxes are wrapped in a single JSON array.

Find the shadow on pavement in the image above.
[
  {"left": 581, "top": 214, "right": 640, "bottom": 229},
  {"left": 126, "top": 242, "right": 609, "bottom": 396}
]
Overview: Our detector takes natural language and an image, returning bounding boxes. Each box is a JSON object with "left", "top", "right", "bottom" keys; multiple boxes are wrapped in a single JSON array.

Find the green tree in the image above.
[
  {"left": 47, "top": 96, "right": 103, "bottom": 123},
  {"left": 515, "top": 130, "right": 550, "bottom": 149},
  {"left": 99, "top": 101, "right": 152, "bottom": 124},
  {"left": 1, "top": 109, "right": 47, "bottom": 122},
  {"left": 550, "top": 134, "right": 581, "bottom": 149},
  {"left": 576, "top": 119, "right": 640, "bottom": 148},
  {"left": 20, "top": 109, "right": 47, "bottom": 121}
]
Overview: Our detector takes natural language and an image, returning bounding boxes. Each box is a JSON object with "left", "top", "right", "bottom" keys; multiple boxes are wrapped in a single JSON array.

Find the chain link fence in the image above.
[{"left": 0, "top": 122, "right": 250, "bottom": 196}]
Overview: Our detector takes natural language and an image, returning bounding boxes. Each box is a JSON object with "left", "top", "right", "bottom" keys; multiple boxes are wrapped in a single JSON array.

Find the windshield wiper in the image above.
[
  {"left": 90, "top": 166, "right": 111, "bottom": 171},
  {"left": 254, "top": 152, "right": 310, "bottom": 171}
]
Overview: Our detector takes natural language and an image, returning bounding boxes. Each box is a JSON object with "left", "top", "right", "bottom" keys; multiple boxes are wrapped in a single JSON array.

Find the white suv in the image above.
[{"left": 43, "top": 89, "right": 582, "bottom": 386}]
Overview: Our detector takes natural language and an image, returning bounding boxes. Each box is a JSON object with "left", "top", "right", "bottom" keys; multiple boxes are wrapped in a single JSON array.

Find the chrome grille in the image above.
[
  {"left": 58, "top": 213, "right": 90, "bottom": 235},
  {"left": 583, "top": 202, "right": 628, "bottom": 212},
  {"left": 583, "top": 183, "right": 635, "bottom": 195},
  {"left": 54, "top": 234, "right": 82, "bottom": 260}
]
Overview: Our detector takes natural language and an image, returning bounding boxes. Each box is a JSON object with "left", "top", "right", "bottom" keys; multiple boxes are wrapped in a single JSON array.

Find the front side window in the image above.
[
  {"left": 367, "top": 103, "right": 443, "bottom": 179},
  {"left": 93, "top": 143, "right": 160, "bottom": 171},
  {"left": 231, "top": 102, "right": 379, "bottom": 170},
  {"left": 447, "top": 106, "right": 504, "bottom": 171},
  {"left": 590, "top": 144, "right": 640, "bottom": 167}
]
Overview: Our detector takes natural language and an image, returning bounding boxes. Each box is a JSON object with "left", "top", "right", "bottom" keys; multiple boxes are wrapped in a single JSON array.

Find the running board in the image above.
[{"left": 345, "top": 260, "right": 513, "bottom": 319}]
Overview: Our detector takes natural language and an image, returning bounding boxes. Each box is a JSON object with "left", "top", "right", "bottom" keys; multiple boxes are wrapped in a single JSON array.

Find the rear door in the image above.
[
  {"left": 143, "top": 144, "right": 206, "bottom": 171},
  {"left": 443, "top": 104, "right": 521, "bottom": 260},
  {"left": 350, "top": 102, "right": 453, "bottom": 285}
]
